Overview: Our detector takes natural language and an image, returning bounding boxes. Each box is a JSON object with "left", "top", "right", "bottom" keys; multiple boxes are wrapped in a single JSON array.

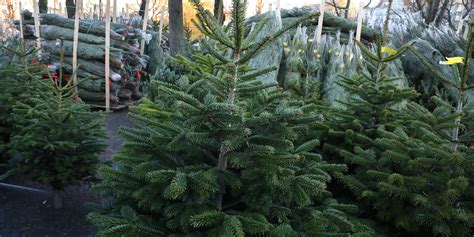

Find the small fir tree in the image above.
[
  {"left": 10, "top": 49, "right": 106, "bottom": 208},
  {"left": 89, "top": 1, "right": 374, "bottom": 236},
  {"left": 0, "top": 43, "right": 49, "bottom": 168},
  {"left": 315, "top": 1, "right": 474, "bottom": 236}
]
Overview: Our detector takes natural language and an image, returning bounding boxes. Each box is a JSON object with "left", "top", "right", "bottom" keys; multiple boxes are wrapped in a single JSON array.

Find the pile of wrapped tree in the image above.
[
  {"left": 15, "top": 12, "right": 150, "bottom": 108},
  {"left": 246, "top": 7, "right": 379, "bottom": 43}
]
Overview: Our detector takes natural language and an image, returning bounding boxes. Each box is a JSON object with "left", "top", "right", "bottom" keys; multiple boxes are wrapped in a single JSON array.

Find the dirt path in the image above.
[{"left": 0, "top": 109, "right": 132, "bottom": 237}]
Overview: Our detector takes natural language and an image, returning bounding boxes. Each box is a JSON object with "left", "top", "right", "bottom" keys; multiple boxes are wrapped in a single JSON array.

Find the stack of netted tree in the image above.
[{"left": 15, "top": 12, "right": 151, "bottom": 107}]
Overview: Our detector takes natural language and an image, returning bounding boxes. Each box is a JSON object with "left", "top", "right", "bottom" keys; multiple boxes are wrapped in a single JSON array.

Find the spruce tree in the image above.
[
  {"left": 315, "top": 1, "right": 474, "bottom": 236},
  {"left": 9, "top": 46, "right": 106, "bottom": 208},
  {"left": 89, "top": 1, "right": 374, "bottom": 236}
]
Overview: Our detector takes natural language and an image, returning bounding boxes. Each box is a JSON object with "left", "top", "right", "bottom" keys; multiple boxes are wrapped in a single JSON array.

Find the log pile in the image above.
[{"left": 15, "top": 13, "right": 150, "bottom": 107}]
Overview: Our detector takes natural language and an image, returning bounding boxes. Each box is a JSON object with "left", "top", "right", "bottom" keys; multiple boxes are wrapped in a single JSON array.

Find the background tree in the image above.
[
  {"left": 65, "top": 0, "right": 75, "bottom": 18},
  {"left": 256, "top": 0, "right": 264, "bottom": 15},
  {"left": 214, "top": 0, "right": 224, "bottom": 24},
  {"left": 139, "top": 0, "right": 146, "bottom": 17},
  {"left": 408, "top": 0, "right": 456, "bottom": 25},
  {"left": 39, "top": 0, "right": 48, "bottom": 13},
  {"left": 327, "top": 0, "right": 352, "bottom": 19},
  {"left": 169, "top": 0, "right": 184, "bottom": 55}
]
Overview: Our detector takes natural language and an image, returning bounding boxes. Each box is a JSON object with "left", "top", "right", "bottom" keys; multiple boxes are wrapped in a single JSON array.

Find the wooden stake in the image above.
[
  {"left": 158, "top": 5, "right": 165, "bottom": 47},
  {"left": 54, "top": 0, "right": 58, "bottom": 14},
  {"left": 125, "top": 3, "right": 129, "bottom": 20},
  {"left": 140, "top": 0, "right": 150, "bottom": 55},
  {"left": 32, "top": 0, "right": 42, "bottom": 54},
  {"left": 112, "top": 0, "right": 117, "bottom": 23},
  {"left": 121, "top": 7, "right": 125, "bottom": 23},
  {"left": 315, "top": 0, "right": 325, "bottom": 44},
  {"left": 19, "top": 1, "right": 24, "bottom": 40},
  {"left": 105, "top": 0, "right": 111, "bottom": 111},
  {"left": 355, "top": 2, "right": 364, "bottom": 41},
  {"left": 72, "top": 0, "right": 81, "bottom": 86},
  {"left": 59, "top": 2, "right": 62, "bottom": 16}
]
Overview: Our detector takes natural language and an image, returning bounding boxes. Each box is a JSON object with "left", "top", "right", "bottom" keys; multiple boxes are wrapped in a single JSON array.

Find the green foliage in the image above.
[
  {"left": 6, "top": 46, "right": 106, "bottom": 190},
  {"left": 0, "top": 43, "right": 48, "bottom": 167},
  {"left": 89, "top": 1, "right": 374, "bottom": 236},
  {"left": 313, "top": 1, "right": 474, "bottom": 236}
]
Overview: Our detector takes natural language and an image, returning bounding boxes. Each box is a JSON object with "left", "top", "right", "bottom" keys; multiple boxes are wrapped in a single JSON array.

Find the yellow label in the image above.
[
  {"left": 439, "top": 57, "right": 464, "bottom": 65},
  {"left": 381, "top": 47, "right": 397, "bottom": 55}
]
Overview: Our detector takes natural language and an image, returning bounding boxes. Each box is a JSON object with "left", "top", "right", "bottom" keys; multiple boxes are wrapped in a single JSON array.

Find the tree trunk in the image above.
[
  {"left": 434, "top": 0, "right": 451, "bottom": 25},
  {"left": 214, "top": 0, "right": 224, "bottom": 24},
  {"left": 65, "top": 0, "right": 75, "bottom": 18},
  {"left": 139, "top": 0, "right": 146, "bottom": 18},
  {"left": 39, "top": 0, "right": 48, "bottom": 13},
  {"left": 344, "top": 0, "right": 351, "bottom": 19},
  {"left": 169, "top": 0, "right": 184, "bottom": 55}
]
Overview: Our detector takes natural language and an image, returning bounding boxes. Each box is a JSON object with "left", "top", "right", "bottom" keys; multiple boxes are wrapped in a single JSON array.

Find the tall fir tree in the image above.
[
  {"left": 314, "top": 1, "right": 474, "bottom": 236},
  {"left": 89, "top": 1, "right": 374, "bottom": 236}
]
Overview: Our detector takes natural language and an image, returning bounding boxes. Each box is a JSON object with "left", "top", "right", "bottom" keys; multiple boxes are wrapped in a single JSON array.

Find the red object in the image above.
[
  {"left": 136, "top": 70, "right": 141, "bottom": 80},
  {"left": 41, "top": 63, "right": 79, "bottom": 103}
]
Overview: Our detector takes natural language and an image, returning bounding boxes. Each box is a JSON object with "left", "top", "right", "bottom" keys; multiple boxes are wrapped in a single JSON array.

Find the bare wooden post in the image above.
[
  {"left": 125, "top": 3, "right": 129, "bottom": 20},
  {"left": 158, "top": 5, "right": 165, "bottom": 47},
  {"left": 315, "top": 0, "right": 325, "bottom": 44},
  {"left": 19, "top": 2, "right": 24, "bottom": 40},
  {"left": 140, "top": 0, "right": 150, "bottom": 55},
  {"left": 355, "top": 1, "right": 364, "bottom": 41},
  {"left": 72, "top": 0, "right": 81, "bottom": 86},
  {"left": 112, "top": 0, "right": 117, "bottom": 23},
  {"left": 32, "top": 0, "right": 42, "bottom": 54},
  {"left": 121, "top": 7, "right": 125, "bottom": 23},
  {"left": 89, "top": 7, "right": 93, "bottom": 19},
  {"left": 59, "top": 2, "right": 62, "bottom": 16},
  {"left": 105, "top": 0, "right": 111, "bottom": 111}
]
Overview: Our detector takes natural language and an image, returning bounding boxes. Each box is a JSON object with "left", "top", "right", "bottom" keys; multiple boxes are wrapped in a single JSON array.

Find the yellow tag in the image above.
[
  {"left": 439, "top": 57, "right": 464, "bottom": 65},
  {"left": 381, "top": 47, "right": 397, "bottom": 55}
]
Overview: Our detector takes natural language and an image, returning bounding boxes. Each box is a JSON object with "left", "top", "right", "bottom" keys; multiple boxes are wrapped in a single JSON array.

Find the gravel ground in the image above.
[{"left": 0, "top": 109, "right": 132, "bottom": 237}]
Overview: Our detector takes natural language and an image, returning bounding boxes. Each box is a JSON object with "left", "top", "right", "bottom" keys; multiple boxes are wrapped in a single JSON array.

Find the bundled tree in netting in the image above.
[
  {"left": 9, "top": 45, "right": 106, "bottom": 208},
  {"left": 88, "top": 0, "right": 375, "bottom": 236},
  {"left": 0, "top": 43, "right": 49, "bottom": 169},
  {"left": 314, "top": 1, "right": 474, "bottom": 236}
]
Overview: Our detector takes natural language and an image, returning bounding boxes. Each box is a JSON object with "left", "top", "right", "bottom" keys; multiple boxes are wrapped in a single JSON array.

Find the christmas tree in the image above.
[
  {"left": 316, "top": 0, "right": 474, "bottom": 235},
  {"left": 9, "top": 43, "right": 106, "bottom": 208},
  {"left": 0, "top": 43, "right": 49, "bottom": 168},
  {"left": 89, "top": 0, "right": 374, "bottom": 236}
]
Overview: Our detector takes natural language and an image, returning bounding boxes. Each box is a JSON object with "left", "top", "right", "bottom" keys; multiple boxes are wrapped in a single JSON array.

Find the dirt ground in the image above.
[{"left": 0, "top": 109, "right": 132, "bottom": 237}]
